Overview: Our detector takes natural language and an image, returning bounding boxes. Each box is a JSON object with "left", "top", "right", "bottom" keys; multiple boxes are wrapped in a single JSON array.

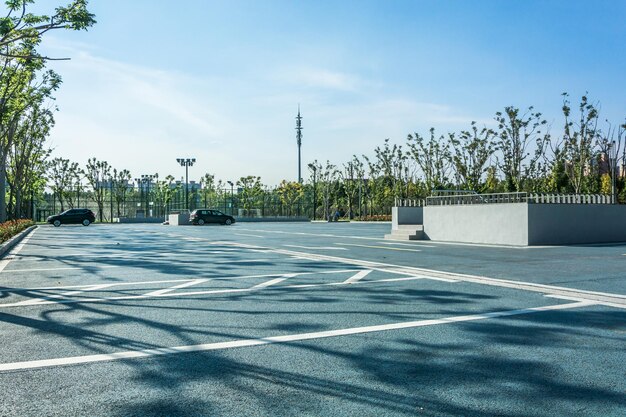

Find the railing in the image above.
[
  {"left": 425, "top": 192, "right": 614, "bottom": 206},
  {"left": 426, "top": 192, "right": 528, "bottom": 206},
  {"left": 528, "top": 193, "right": 613, "bottom": 204},
  {"left": 394, "top": 198, "right": 426, "bottom": 207}
]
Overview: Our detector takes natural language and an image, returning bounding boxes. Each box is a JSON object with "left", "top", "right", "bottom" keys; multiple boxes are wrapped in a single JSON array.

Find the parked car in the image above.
[
  {"left": 47, "top": 208, "right": 96, "bottom": 227},
  {"left": 190, "top": 209, "right": 235, "bottom": 225}
]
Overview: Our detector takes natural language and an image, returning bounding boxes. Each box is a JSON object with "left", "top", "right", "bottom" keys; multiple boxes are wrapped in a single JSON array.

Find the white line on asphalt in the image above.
[
  {"left": 1, "top": 265, "right": 120, "bottom": 273},
  {"left": 0, "top": 301, "right": 593, "bottom": 372},
  {"left": 544, "top": 294, "right": 626, "bottom": 310},
  {"left": 252, "top": 278, "right": 287, "bottom": 288},
  {"left": 284, "top": 245, "right": 347, "bottom": 251},
  {"left": 337, "top": 243, "right": 422, "bottom": 252},
  {"left": 344, "top": 270, "right": 372, "bottom": 284},
  {"left": 234, "top": 233, "right": 265, "bottom": 238},
  {"left": 214, "top": 259, "right": 269, "bottom": 264},
  {"left": 378, "top": 241, "right": 436, "bottom": 248},
  {"left": 11, "top": 283, "right": 118, "bottom": 306},
  {"left": 378, "top": 267, "right": 458, "bottom": 283},
  {"left": 0, "top": 272, "right": 417, "bottom": 307},
  {"left": 0, "top": 228, "right": 36, "bottom": 273},
  {"left": 144, "top": 279, "right": 209, "bottom": 297},
  {"left": 236, "top": 228, "right": 381, "bottom": 241},
  {"left": 220, "top": 242, "right": 626, "bottom": 307}
]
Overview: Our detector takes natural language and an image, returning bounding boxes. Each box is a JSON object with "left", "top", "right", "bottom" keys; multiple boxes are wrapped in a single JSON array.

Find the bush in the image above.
[
  {"left": 353, "top": 215, "right": 392, "bottom": 222},
  {"left": 0, "top": 219, "right": 35, "bottom": 244}
]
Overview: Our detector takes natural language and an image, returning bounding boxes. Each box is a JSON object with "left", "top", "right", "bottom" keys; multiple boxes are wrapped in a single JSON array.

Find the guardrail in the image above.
[
  {"left": 394, "top": 198, "right": 426, "bottom": 207},
  {"left": 424, "top": 192, "right": 613, "bottom": 206}
]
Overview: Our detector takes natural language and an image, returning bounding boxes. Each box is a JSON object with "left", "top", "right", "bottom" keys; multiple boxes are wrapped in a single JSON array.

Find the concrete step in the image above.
[
  {"left": 394, "top": 224, "right": 424, "bottom": 231},
  {"left": 384, "top": 229, "right": 425, "bottom": 241}
]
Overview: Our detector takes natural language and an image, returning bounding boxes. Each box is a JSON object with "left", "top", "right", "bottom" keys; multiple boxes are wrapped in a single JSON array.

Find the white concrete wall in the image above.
[
  {"left": 392, "top": 207, "right": 423, "bottom": 230},
  {"left": 528, "top": 204, "right": 626, "bottom": 245},
  {"left": 423, "top": 203, "right": 529, "bottom": 245}
]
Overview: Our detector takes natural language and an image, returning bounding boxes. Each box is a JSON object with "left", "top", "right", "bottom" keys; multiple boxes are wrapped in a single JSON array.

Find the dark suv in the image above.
[
  {"left": 47, "top": 208, "right": 96, "bottom": 227},
  {"left": 190, "top": 209, "right": 235, "bottom": 225}
]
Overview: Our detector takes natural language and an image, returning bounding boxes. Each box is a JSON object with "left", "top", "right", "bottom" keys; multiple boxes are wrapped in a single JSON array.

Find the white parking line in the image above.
[
  {"left": 144, "top": 279, "right": 209, "bottom": 297},
  {"left": 284, "top": 245, "right": 347, "bottom": 251},
  {"left": 378, "top": 241, "right": 436, "bottom": 248},
  {"left": 337, "top": 243, "right": 422, "bottom": 252},
  {"left": 344, "top": 270, "right": 372, "bottom": 284},
  {"left": 234, "top": 233, "right": 264, "bottom": 238},
  {"left": 0, "top": 301, "right": 593, "bottom": 372},
  {"left": 0, "top": 228, "right": 36, "bottom": 273},
  {"left": 2, "top": 265, "right": 120, "bottom": 273}
]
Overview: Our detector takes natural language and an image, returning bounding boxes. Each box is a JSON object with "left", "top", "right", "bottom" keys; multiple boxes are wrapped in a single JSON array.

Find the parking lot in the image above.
[{"left": 0, "top": 222, "right": 625, "bottom": 416}]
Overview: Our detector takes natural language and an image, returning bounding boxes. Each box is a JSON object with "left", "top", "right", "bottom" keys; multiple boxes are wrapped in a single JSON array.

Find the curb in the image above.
[{"left": 0, "top": 225, "right": 37, "bottom": 258}]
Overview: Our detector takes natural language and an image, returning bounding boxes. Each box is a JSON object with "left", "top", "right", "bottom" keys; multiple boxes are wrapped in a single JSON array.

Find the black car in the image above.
[
  {"left": 190, "top": 209, "right": 235, "bottom": 225},
  {"left": 47, "top": 208, "right": 96, "bottom": 227}
]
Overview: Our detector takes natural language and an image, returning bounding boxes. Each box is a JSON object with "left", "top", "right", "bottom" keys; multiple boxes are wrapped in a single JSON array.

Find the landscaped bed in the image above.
[{"left": 0, "top": 220, "right": 35, "bottom": 244}]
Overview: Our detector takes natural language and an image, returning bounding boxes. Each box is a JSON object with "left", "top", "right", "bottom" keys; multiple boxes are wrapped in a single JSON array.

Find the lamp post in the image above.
[
  {"left": 227, "top": 181, "right": 234, "bottom": 216},
  {"left": 176, "top": 158, "right": 196, "bottom": 210},
  {"left": 308, "top": 163, "right": 317, "bottom": 220},
  {"left": 134, "top": 178, "right": 142, "bottom": 216},
  {"left": 109, "top": 175, "right": 114, "bottom": 223},
  {"left": 141, "top": 174, "right": 155, "bottom": 216}
]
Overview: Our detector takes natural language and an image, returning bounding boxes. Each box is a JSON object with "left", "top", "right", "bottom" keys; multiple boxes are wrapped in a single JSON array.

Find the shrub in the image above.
[
  {"left": 353, "top": 215, "right": 392, "bottom": 222},
  {"left": 0, "top": 219, "right": 35, "bottom": 244}
]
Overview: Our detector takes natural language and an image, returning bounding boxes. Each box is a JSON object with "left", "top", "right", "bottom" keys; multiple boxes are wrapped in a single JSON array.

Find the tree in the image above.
[
  {"left": 276, "top": 180, "right": 303, "bottom": 216},
  {"left": 494, "top": 106, "right": 549, "bottom": 192},
  {"left": 0, "top": 0, "right": 95, "bottom": 221},
  {"left": 47, "top": 157, "right": 73, "bottom": 211},
  {"left": 0, "top": 0, "right": 96, "bottom": 59},
  {"left": 237, "top": 175, "right": 263, "bottom": 213},
  {"left": 407, "top": 128, "right": 451, "bottom": 192},
  {"left": 84, "top": 157, "right": 110, "bottom": 222},
  {"left": 200, "top": 173, "right": 215, "bottom": 207},
  {"left": 449, "top": 122, "right": 496, "bottom": 191},
  {"left": 111, "top": 168, "right": 131, "bottom": 217}
]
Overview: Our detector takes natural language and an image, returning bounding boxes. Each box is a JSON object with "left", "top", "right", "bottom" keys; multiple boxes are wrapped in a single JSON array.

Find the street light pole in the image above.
[
  {"left": 308, "top": 163, "right": 317, "bottom": 221},
  {"left": 176, "top": 158, "right": 196, "bottom": 210},
  {"left": 227, "top": 181, "right": 234, "bottom": 216}
]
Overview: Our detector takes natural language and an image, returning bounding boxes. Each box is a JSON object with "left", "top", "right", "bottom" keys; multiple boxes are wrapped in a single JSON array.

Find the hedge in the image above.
[{"left": 0, "top": 219, "right": 35, "bottom": 244}]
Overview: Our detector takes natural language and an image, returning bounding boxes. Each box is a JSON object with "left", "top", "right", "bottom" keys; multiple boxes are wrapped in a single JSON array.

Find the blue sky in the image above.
[{"left": 35, "top": 0, "right": 625, "bottom": 185}]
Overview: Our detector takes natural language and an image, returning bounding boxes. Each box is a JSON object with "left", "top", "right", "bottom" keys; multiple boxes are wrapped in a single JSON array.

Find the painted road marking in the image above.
[
  {"left": 237, "top": 228, "right": 380, "bottom": 241},
  {"left": 2, "top": 265, "right": 120, "bottom": 273},
  {"left": 337, "top": 243, "right": 422, "bottom": 252},
  {"left": 378, "top": 241, "right": 436, "bottom": 248},
  {"left": 0, "top": 228, "right": 36, "bottom": 273},
  {"left": 219, "top": 242, "right": 626, "bottom": 307},
  {"left": 284, "top": 245, "right": 347, "bottom": 251},
  {"left": 344, "top": 270, "right": 372, "bottom": 284},
  {"left": 144, "top": 279, "right": 209, "bottom": 297},
  {"left": 0, "top": 301, "right": 593, "bottom": 372},
  {"left": 0, "top": 271, "right": 420, "bottom": 308},
  {"left": 12, "top": 283, "right": 118, "bottom": 307},
  {"left": 234, "top": 233, "right": 265, "bottom": 238}
]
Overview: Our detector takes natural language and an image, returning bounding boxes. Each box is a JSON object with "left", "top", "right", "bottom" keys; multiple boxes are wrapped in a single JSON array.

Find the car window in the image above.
[
  {"left": 213, "top": 210, "right": 223, "bottom": 216},
  {"left": 201, "top": 210, "right": 208, "bottom": 215}
]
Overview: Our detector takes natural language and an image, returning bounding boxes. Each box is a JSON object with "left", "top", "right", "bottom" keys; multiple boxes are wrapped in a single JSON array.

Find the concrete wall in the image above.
[
  {"left": 423, "top": 203, "right": 529, "bottom": 246},
  {"left": 528, "top": 204, "right": 626, "bottom": 245},
  {"left": 392, "top": 207, "right": 423, "bottom": 230}
]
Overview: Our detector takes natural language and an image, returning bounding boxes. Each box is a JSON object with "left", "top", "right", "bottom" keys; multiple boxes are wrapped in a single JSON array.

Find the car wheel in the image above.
[
  {"left": 225, "top": 218, "right": 232, "bottom": 226},
  {"left": 53, "top": 220, "right": 61, "bottom": 227},
  {"left": 82, "top": 219, "right": 91, "bottom": 226},
  {"left": 198, "top": 219, "right": 205, "bottom": 225}
]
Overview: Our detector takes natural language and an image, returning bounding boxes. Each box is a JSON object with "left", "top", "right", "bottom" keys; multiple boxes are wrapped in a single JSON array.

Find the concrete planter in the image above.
[{"left": 0, "top": 225, "right": 37, "bottom": 258}]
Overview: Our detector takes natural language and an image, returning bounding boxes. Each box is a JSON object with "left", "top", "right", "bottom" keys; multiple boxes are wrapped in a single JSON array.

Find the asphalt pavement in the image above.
[{"left": 0, "top": 222, "right": 624, "bottom": 416}]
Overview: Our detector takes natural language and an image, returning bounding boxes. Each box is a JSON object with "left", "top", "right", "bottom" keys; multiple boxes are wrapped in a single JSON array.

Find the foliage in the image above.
[
  {"left": 0, "top": 218, "right": 33, "bottom": 243},
  {"left": 276, "top": 180, "right": 303, "bottom": 216},
  {"left": 237, "top": 175, "right": 263, "bottom": 212}
]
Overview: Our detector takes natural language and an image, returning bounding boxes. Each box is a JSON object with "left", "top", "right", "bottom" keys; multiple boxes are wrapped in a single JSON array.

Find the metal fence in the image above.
[
  {"left": 425, "top": 192, "right": 614, "bottom": 206},
  {"left": 35, "top": 189, "right": 320, "bottom": 223}
]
